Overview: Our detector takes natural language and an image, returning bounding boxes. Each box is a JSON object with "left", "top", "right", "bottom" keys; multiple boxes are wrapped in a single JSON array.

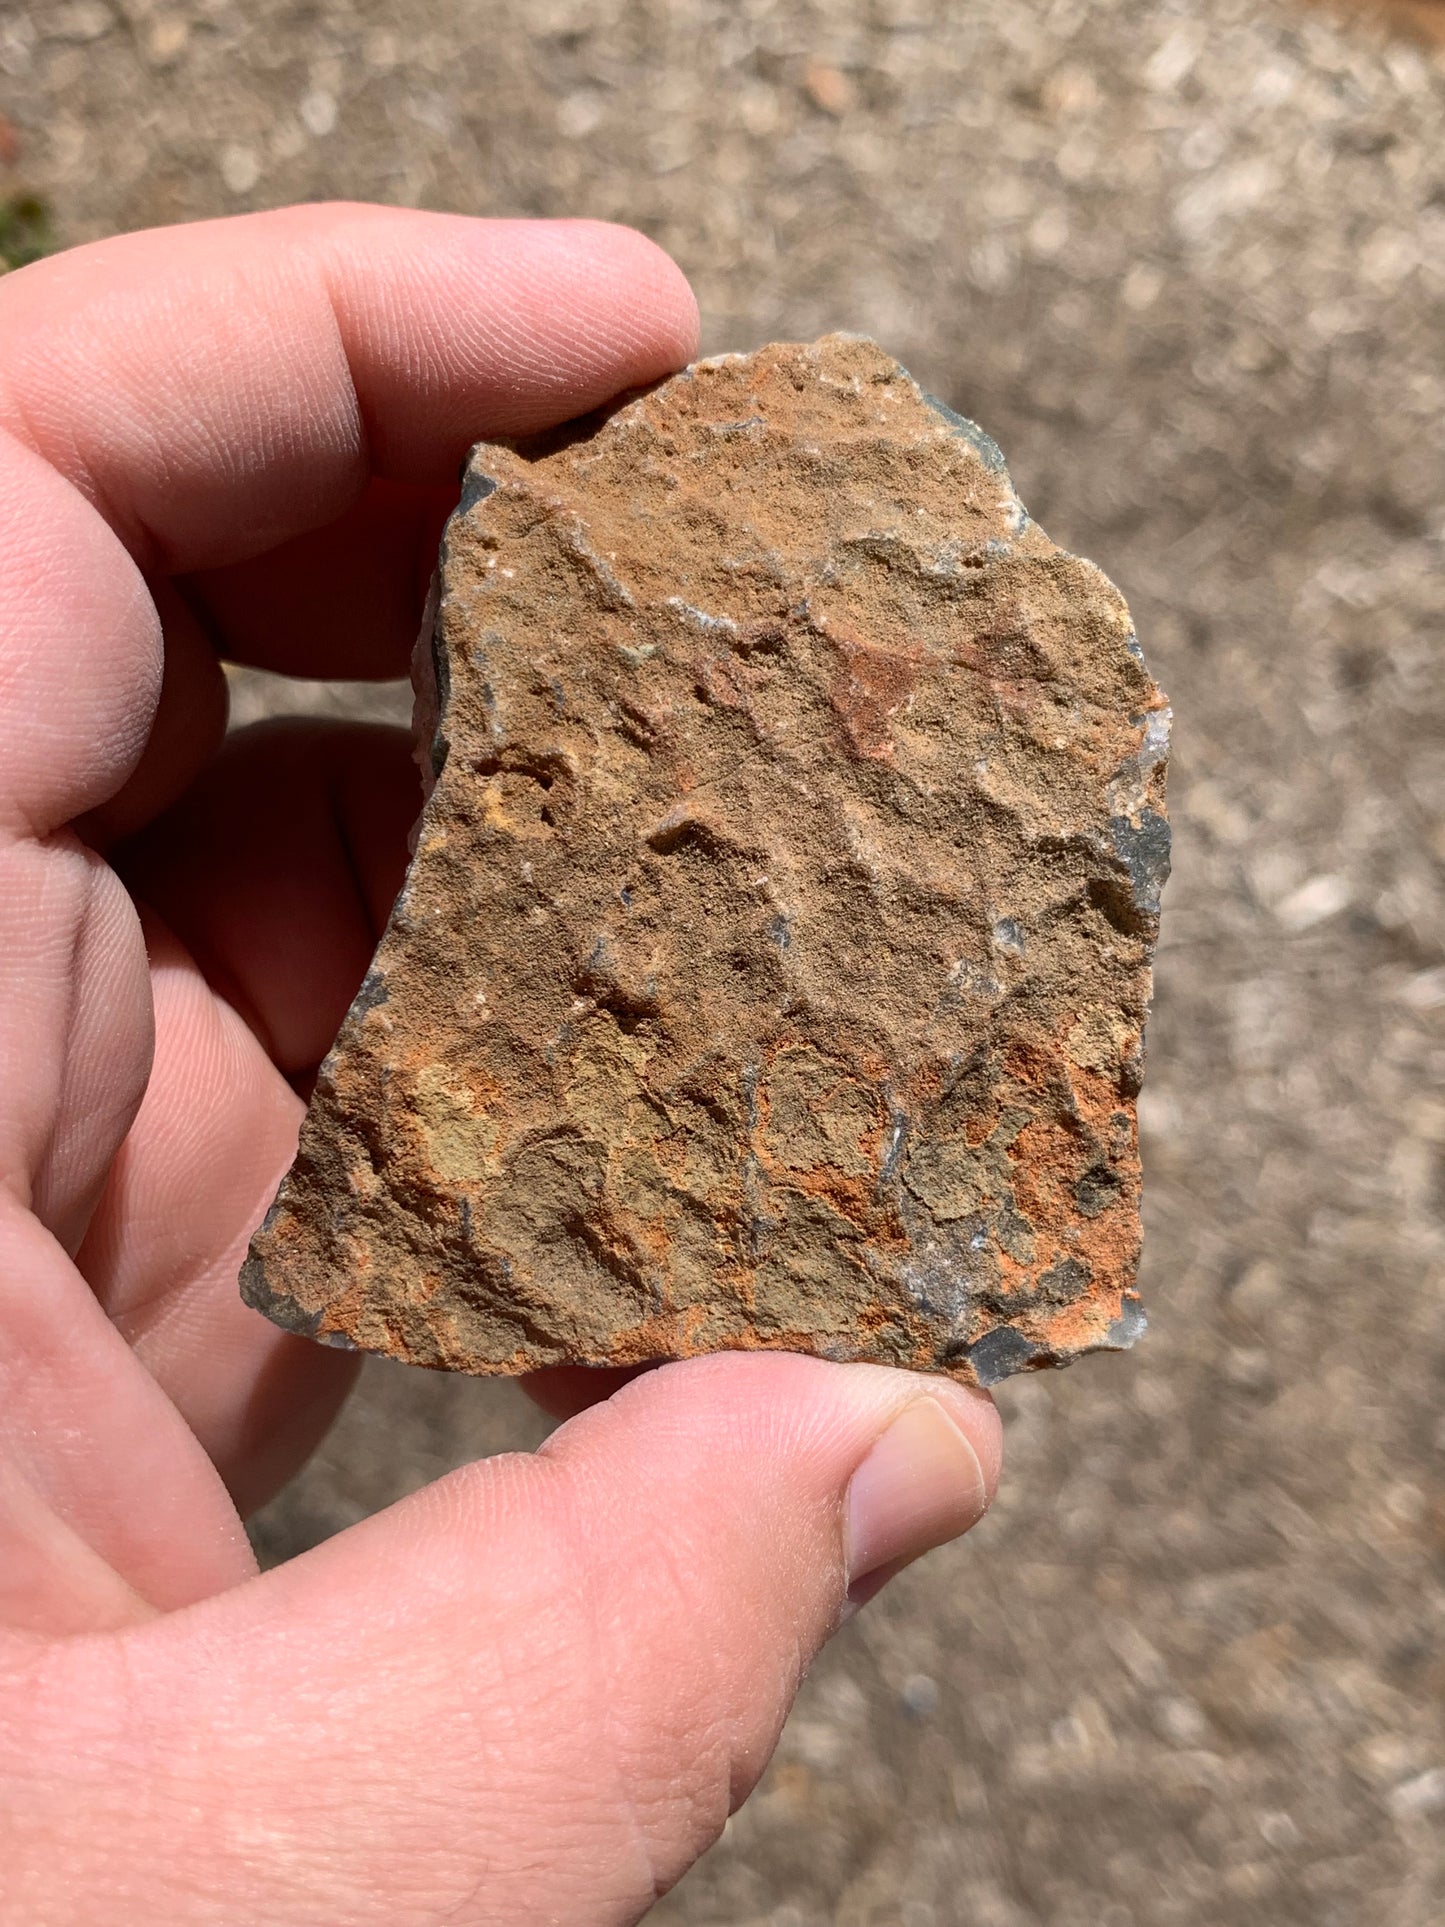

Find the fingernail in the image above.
[{"left": 844, "top": 1397, "right": 989, "bottom": 1602}]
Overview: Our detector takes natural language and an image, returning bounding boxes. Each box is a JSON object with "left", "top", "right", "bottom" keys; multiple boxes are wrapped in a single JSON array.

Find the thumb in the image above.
[{"left": 35, "top": 1354, "right": 1000, "bottom": 1927}]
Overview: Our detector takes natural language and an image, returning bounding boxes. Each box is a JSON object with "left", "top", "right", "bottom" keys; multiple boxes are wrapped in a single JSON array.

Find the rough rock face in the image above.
[{"left": 241, "top": 335, "right": 1169, "bottom": 1387}]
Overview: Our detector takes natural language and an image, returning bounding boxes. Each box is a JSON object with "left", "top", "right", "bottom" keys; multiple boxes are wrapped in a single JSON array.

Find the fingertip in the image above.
[
  {"left": 548, "top": 218, "right": 701, "bottom": 369},
  {"left": 312, "top": 208, "right": 701, "bottom": 473},
  {"left": 928, "top": 1376, "right": 1004, "bottom": 1505},
  {"left": 841, "top": 1390, "right": 996, "bottom": 1604},
  {"left": 536, "top": 1349, "right": 1003, "bottom": 1541}
]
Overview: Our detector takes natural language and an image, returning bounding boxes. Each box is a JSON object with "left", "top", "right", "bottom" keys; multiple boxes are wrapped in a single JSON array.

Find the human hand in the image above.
[{"left": 0, "top": 206, "right": 1001, "bottom": 1925}]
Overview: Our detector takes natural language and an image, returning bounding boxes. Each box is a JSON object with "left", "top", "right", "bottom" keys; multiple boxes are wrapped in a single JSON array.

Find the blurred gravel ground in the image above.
[{"left": 3, "top": 1, "right": 1444, "bottom": 1921}]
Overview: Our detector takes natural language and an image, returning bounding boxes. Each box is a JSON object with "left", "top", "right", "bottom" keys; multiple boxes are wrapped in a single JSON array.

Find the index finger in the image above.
[
  {"left": 0, "top": 204, "right": 699, "bottom": 832},
  {"left": 0, "top": 204, "right": 697, "bottom": 577}
]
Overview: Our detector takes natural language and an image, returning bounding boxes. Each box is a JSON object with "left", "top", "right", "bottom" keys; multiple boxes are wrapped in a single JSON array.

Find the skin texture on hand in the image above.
[{"left": 0, "top": 206, "right": 1001, "bottom": 1926}]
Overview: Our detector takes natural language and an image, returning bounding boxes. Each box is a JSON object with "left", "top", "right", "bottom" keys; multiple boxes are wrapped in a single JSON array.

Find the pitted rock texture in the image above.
[{"left": 241, "top": 335, "right": 1170, "bottom": 1387}]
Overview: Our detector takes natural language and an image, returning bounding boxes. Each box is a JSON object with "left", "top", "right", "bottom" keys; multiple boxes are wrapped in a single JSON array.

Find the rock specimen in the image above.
[{"left": 242, "top": 335, "right": 1170, "bottom": 1387}]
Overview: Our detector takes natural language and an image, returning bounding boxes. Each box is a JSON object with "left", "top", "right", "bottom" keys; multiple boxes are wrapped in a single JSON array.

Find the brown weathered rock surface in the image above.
[{"left": 242, "top": 335, "right": 1169, "bottom": 1386}]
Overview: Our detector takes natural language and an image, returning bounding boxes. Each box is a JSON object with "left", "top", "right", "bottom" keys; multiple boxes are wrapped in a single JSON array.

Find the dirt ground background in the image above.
[{"left": 4, "top": 0, "right": 1444, "bottom": 1921}]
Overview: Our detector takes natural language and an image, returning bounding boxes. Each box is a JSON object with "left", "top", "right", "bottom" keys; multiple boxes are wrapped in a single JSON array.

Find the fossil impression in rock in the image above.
[{"left": 241, "top": 335, "right": 1170, "bottom": 1387}]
